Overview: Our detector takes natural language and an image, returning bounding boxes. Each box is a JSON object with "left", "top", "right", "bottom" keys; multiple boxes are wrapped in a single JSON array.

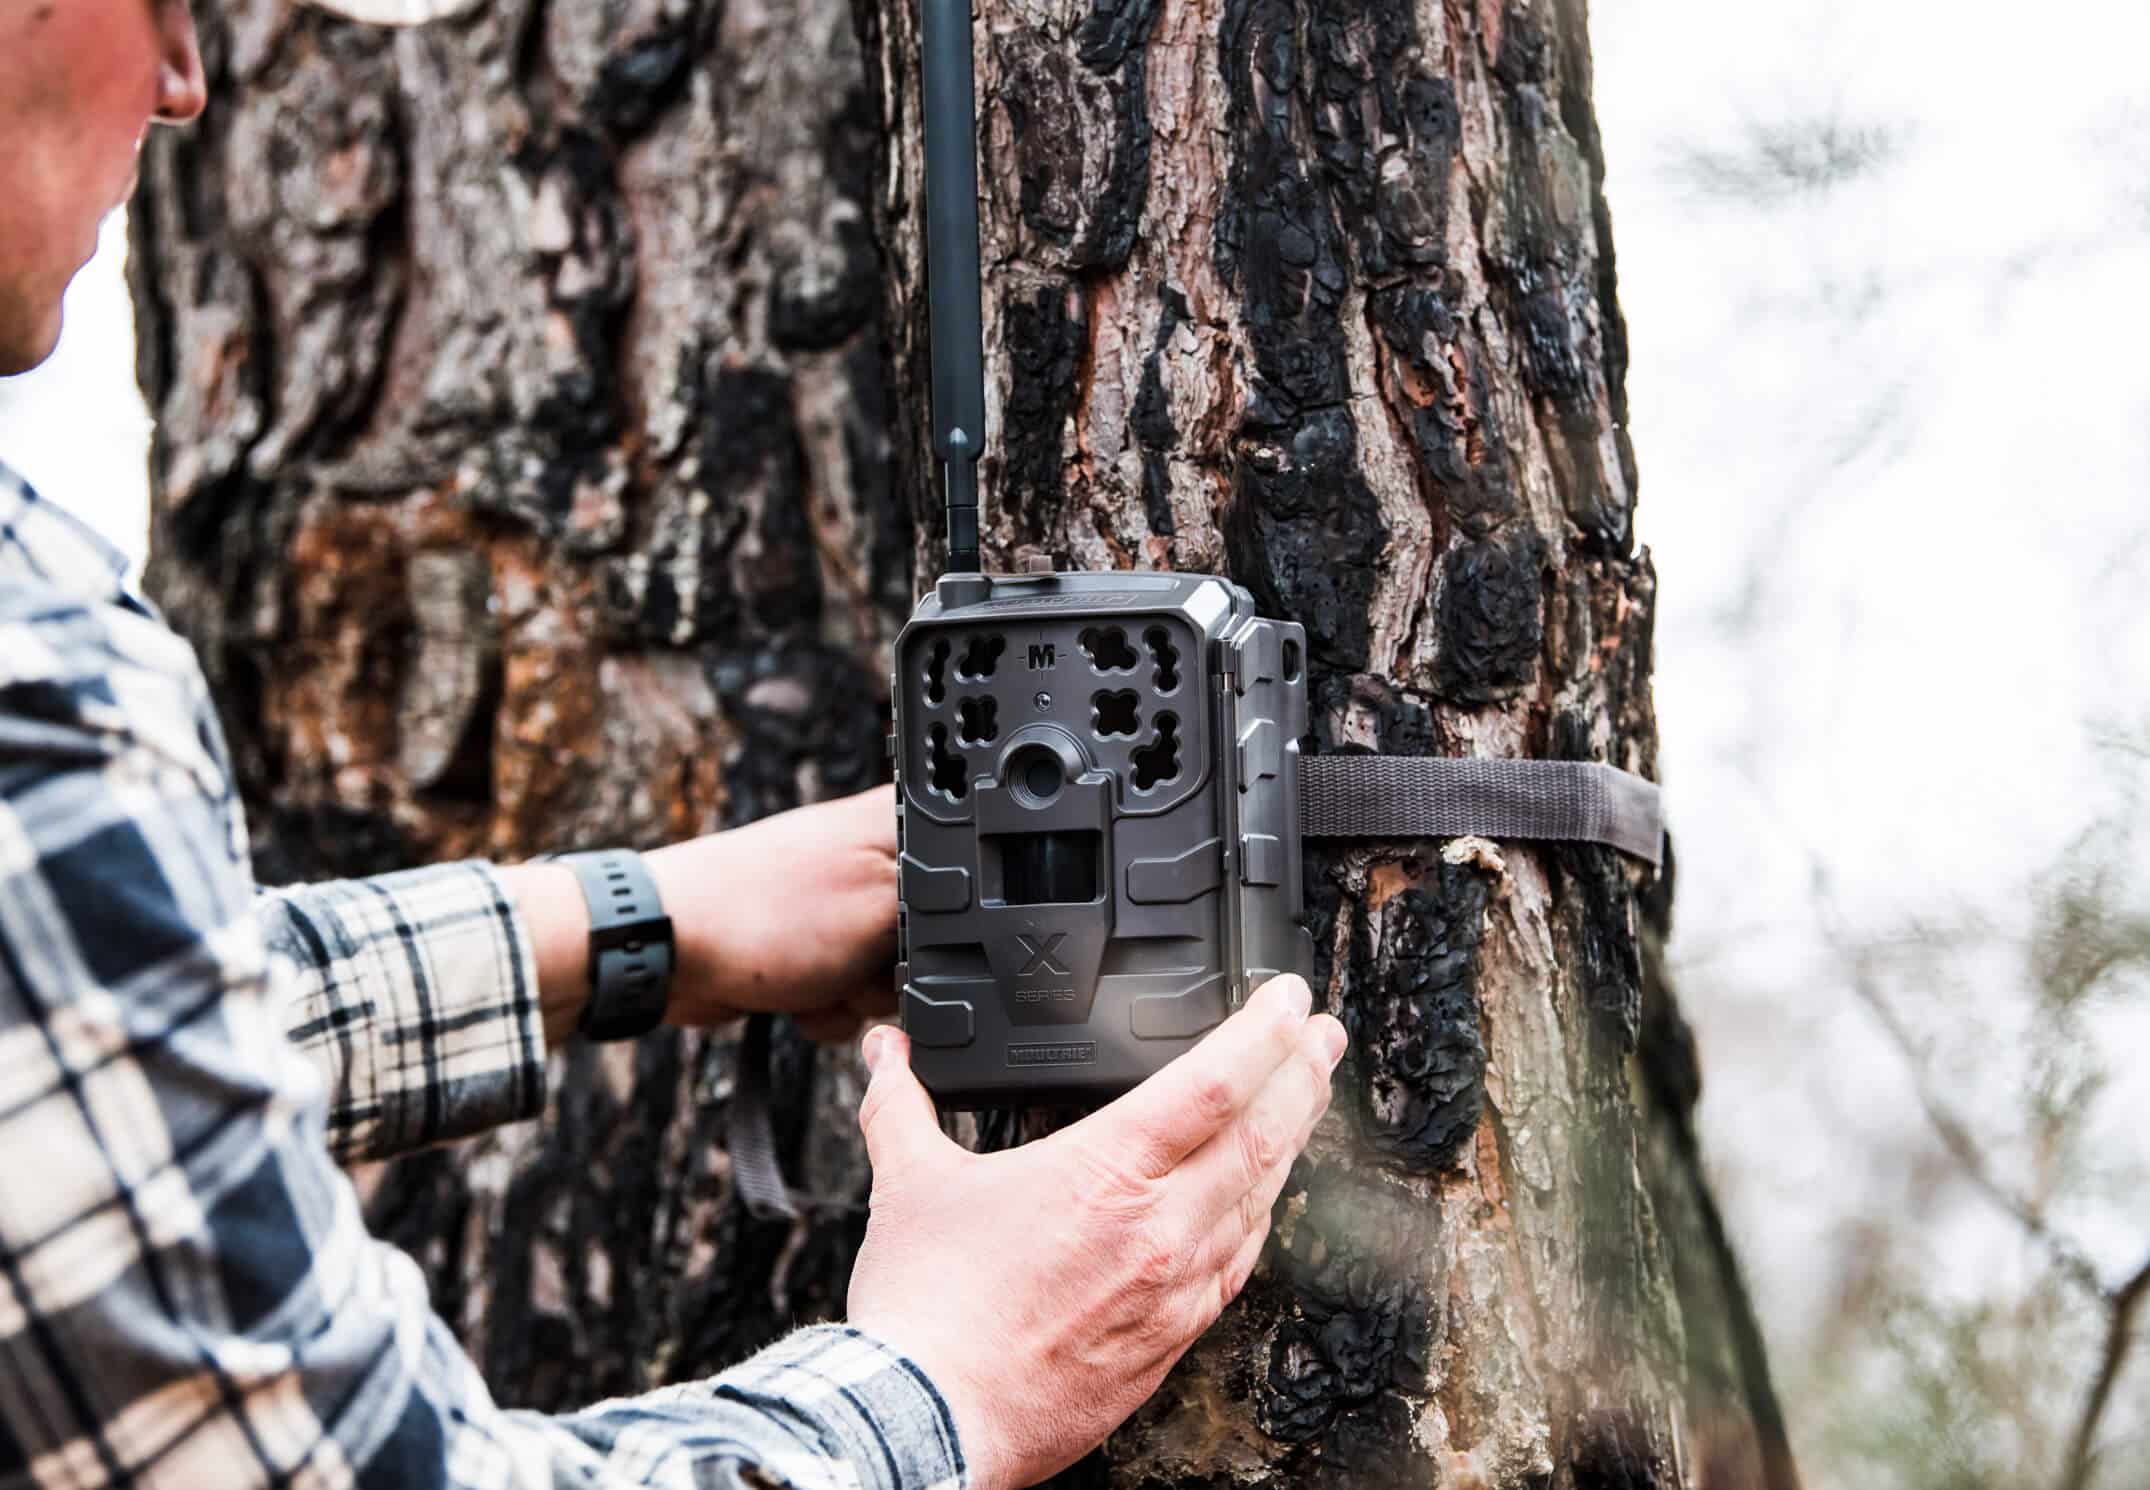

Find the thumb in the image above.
[{"left": 857, "top": 1026, "right": 950, "bottom": 1176}]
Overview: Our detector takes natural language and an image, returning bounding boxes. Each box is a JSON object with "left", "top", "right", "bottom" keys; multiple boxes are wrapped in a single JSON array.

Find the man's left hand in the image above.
[{"left": 645, "top": 785, "right": 899, "bottom": 1043}]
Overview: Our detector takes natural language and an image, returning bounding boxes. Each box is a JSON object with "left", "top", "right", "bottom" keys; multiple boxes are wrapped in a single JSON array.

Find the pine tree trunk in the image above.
[
  {"left": 132, "top": 0, "right": 904, "bottom": 1402},
  {"left": 133, "top": 0, "right": 1797, "bottom": 1484},
  {"left": 854, "top": 0, "right": 1796, "bottom": 1485}
]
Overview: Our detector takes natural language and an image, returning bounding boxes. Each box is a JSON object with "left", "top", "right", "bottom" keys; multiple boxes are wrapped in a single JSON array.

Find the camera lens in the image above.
[{"left": 1015, "top": 747, "right": 1062, "bottom": 802}]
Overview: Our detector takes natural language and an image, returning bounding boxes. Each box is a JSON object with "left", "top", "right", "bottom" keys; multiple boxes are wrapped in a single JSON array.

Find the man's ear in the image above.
[{"left": 298, "top": 0, "right": 483, "bottom": 24}]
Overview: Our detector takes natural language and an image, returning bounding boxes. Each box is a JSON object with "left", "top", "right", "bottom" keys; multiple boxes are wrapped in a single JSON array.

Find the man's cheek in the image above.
[{"left": 0, "top": 294, "right": 67, "bottom": 377}]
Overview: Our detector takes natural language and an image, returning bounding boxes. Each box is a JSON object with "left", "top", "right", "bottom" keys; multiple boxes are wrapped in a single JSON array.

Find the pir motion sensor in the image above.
[{"left": 723, "top": 0, "right": 1667, "bottom": 1217}]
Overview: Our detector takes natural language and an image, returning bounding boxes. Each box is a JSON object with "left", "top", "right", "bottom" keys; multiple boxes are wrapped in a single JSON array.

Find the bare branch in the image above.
[
  {"left": 2060, "top": 1253, "right": 2150, "bottom": 1490},
  {"left": 1813, "top": 871, "right": 2108, "bottom": 1298}
]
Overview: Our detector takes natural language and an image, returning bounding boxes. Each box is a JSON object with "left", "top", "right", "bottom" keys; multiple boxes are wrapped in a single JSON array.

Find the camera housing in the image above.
[{"left": 893, "top": 569, "right": 1315, "bottom": 1108}]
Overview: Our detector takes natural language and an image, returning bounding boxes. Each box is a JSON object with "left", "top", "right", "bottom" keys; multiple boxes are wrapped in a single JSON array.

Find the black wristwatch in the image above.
[{"left": 554, "top": 850, "right": 675, "bottom": 1042}]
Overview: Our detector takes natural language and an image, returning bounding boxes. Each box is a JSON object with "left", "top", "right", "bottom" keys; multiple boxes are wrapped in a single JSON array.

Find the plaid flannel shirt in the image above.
[{"left": 0, "top": 462, "right": 965, "bottom": 1490}]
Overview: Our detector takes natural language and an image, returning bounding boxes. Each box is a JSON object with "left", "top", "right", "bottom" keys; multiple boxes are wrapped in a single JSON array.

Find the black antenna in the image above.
[{"left": 922, "top": 0, "right": 985, "bottom": 574}]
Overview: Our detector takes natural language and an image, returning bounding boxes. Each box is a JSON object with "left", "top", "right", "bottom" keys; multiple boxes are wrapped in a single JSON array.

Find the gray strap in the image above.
[
  {"left": 1300, "top": 755, "right": 1664, "bottom": 867},
  {"left": 728, "top": 1012, "right": 802, "bottom": 1221}
]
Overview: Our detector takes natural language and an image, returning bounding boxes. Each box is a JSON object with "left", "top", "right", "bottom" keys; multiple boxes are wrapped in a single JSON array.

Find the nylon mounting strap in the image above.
[
  {"left": 726, "top": 1010, "right": 804, "bottom": 1221},
  {"left": 1299, "top": 755, "right": 1664, "bottom": 868}
]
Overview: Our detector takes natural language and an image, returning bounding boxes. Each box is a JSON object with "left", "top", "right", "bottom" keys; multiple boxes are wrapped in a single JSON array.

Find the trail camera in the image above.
[
  {"left": 894, "top": 571, "right": 1317, "bottom": 1106},
  {"left": 887, "top": 0, "right": 1664, "bottom": 1111}
]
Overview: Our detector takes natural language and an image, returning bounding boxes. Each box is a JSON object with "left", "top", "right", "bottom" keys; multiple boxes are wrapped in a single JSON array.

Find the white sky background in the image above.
[
  {"left": 1590, "top": 0, "right": 2150, "bottom": 1453},
  {"left": 5, "top": 0, "right": 2150, "bottom": 1471},
  {"left": 0, "top": 212, "right": 152, "bottom": 570}
]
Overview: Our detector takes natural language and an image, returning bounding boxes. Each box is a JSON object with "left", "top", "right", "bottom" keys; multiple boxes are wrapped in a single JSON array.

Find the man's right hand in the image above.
[{"left": 845, "top": 974, "right": 1347, "bottom": 1490}]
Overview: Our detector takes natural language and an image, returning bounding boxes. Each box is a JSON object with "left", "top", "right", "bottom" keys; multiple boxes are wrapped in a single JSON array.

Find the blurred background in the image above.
[{"left": 7, "top": 0, "right": 2147, "bottom": 1483}]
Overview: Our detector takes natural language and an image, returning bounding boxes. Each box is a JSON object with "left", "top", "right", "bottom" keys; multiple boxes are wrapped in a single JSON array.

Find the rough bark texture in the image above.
[
  {"left": 853, "top": 0, "right": 1796, "bottom": 1486},
  {"left": 134, "top": 0, "right": 1795, "bottom": 1484}
]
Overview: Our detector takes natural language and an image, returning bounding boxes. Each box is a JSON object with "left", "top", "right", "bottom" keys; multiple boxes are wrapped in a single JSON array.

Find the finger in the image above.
[
  {"left": 856, "top": 1027, "right": 959, "bottom": 1176},
  {"left": 1169, "top": 1214, "right": 1273, "bottom": 1359},
  {"left": 1189, "top": 1135, "right": 1298, "bottom": 1283},
  {"left": 1212, "top": 1214, "right": 1270, "bottom": 1317},
  {"left": 1176, "top": 1015, "right": 1342, "bottom": 1233},
  {"left": 1075, "top": 974, "right": 1315, "bottom": 1180},
  {"left": 844, "top": 782, "right": 899, "bottom": 852}
]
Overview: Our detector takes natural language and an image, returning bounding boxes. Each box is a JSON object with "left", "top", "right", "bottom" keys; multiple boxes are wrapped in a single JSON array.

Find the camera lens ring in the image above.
[{"left": 1012, "top": 745, "right": 1063, "bottom": 804}]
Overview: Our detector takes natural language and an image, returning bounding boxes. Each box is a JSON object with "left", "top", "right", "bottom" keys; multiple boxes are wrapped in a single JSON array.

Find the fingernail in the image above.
[
  {"left": 861, "top": 1026, "right": 887, "bottom": 1073},
  {"left": 1323, "top": 1022, "right": 1347, "bottom": 1068},
  {"left": 1276, "top": 976, "right": 1312, "bottom": 1021}
]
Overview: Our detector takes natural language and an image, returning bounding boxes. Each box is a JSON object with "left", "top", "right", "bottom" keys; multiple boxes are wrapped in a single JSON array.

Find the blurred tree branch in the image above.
[
  {"left": 2061, "top": 1252, "right": 2150, "bottom": 1490},
  {"left": 1666, "top": 116, "right": 1898, "bottom": 206},
  {"left": 1815, "top": 833, "right": 2150, "bottom": 1489},
  {"left": 1818, "top": 869, "right": 2105, "bottom": 1298}
]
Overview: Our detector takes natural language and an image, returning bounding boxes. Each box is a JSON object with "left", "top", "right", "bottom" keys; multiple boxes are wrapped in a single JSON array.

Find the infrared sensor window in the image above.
[{"left": 991, "top": 830, "right": 1103, "bottom": 906}]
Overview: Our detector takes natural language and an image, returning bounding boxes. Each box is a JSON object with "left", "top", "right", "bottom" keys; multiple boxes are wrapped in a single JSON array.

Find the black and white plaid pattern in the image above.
[
  {"left": 259, "top": 868, "right": 549, "bottom": 1165},
  {"left": 0, "top": 463, "right": 965, "bottom": 1490}
]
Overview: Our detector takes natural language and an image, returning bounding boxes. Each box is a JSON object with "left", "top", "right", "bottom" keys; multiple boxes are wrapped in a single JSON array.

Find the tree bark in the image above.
[
  {"left": 133, "top": 0, "right": 904, "bottom": 1403},
  {"left": 854, "top": 0, "right": 1796, "bottom": 1485},
  {"left": 133, "top": 0, "right": 1796, "bottom": 1484}
]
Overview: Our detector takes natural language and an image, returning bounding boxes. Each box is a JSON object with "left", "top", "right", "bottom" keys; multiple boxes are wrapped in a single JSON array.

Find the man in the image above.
[{"left": 0, "top": 2, "right": 1348, "bottom": 1488}]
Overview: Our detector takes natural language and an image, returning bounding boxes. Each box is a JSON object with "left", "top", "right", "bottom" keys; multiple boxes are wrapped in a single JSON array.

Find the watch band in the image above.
[{"left": 555, "top": 850, "right": 675, "bottom": 1042}]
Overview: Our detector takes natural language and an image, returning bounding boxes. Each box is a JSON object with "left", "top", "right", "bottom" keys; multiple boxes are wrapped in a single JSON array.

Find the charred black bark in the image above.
[
  {"left": 1436, "top": 533, "right": 1547, "bottom": 704},
  {"left": 1215, "top": 0, "right": 1387, "bottom": 673},
  {"left": 1345, "top": 873, "right": 1492, "bottom": 1173},
  {"left": 859, "top": 0, "right": 1789, "bottom": 1483},
  {"left": 1131, "top": 285, "right": 1189, "bottom": 538},
  {"left": 1257, "top": 1166, "right": 1438, "bottom": 1454},
  {"left": 1000, "top": 281, "right": 1088, "bottom": 550}
]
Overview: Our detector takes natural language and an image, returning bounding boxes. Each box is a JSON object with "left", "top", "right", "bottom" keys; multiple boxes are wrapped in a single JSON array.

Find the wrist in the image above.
[
  {"left": 551, "top": 849, "right": 676, "bottom": 1041},
  {"left": 497, "top": 861, "right": 591, "bottom": 1048},
  {"left": 642, "top": 838, "right": 730, "bottom": 1025},
  {"left": 927, "top": 1369, "right": 1011, "bottom": 1490}
]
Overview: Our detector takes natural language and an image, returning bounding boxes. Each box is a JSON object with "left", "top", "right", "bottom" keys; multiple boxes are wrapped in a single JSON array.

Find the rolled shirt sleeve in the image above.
[{"left": 258, "top": 863, "right": 549, "bottom": 1165}]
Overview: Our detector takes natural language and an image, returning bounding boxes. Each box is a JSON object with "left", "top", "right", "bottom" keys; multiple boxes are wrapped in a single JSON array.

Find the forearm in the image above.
[
  {"left": 32, "top": 876, "right": 961, "bottom": 1490},
  {"left": 0, "top": 507, "right": 974, "bottom": 1490}
]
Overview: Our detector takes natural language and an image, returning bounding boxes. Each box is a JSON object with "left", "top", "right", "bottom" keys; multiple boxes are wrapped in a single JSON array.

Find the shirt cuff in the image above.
[
  {"left": 260, "top": 861, "right": 549, "bottom": 1163},
  {"left": 677, "top": 1325, "right": 969, "bottom": 1490}
]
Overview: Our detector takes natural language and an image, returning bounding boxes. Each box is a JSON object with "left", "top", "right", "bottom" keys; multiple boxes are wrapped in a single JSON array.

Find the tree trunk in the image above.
[
  {"left": 854, "top": 0, "right": 1796, "bottom": 1485},
  {"left": 133, "top": 0, "right": 1797, "bottom": 1484},
  {"left": 132, "top": 0, "right": 904, "bottom": 1403}
]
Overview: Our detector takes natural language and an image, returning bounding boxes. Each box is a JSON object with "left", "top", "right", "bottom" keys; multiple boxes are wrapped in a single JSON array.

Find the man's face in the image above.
[{"left": 0, "top": 0, "right": 205, "bottom": 376}]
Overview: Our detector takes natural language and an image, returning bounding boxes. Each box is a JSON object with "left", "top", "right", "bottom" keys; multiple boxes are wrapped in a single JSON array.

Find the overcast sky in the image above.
[
  {"left": 1592, "top": 0, "right": 2150, "bottom": 1417},
  {"left": 6, "top": 0, "right": 2149, "bottom": 1469}
]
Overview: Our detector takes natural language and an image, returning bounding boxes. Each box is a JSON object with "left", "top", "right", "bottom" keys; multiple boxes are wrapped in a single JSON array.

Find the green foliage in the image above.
[{"left": 1810, "top": 1278, "right": 2101, "bottom": 1490}]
